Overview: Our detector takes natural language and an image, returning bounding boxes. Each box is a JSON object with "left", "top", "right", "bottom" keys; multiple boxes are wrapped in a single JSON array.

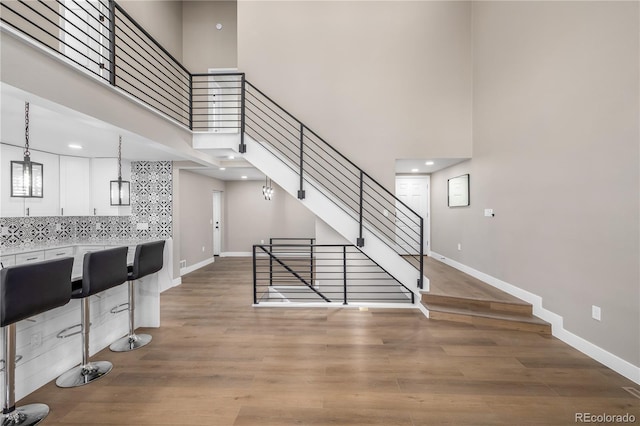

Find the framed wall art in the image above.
[{"left": 448, "top": 174, "right": 469, "bottom": 207}]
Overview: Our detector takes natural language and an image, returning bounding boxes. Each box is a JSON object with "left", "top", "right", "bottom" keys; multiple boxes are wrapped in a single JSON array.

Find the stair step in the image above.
[
  {"left": 421, "top": 293, "right": 532, "bottom": 316},
  {"left": 424, "top": 303, "right": 552, "bottom": 334}
]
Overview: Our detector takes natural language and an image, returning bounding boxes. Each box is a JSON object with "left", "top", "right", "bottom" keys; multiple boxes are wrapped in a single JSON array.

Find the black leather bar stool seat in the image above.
[
  {"left": 56, "top": 247, "right": 128, "bottom": 388},
  {"left": 1, "top": 257, "right": 73, "bottom": 426},
  {"left": 110, "top": 240, "right": 165, "bottom": 352}
]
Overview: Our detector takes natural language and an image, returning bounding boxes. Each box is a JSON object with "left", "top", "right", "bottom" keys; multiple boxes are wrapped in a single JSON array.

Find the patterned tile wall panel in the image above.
[
  {"left": 0, "top": 216, "right": 134, "bottom": 249},
  {"left": 130, "top": 161, "right": 172, "bottom": 240},
  {"left": 0, "top": 161, "right": 173, "bottom": 249}
]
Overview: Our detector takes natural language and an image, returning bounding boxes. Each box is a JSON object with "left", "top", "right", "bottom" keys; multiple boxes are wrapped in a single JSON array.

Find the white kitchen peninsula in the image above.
[{"left": 0, "top": 238, "right": 173, "bottom": 400}]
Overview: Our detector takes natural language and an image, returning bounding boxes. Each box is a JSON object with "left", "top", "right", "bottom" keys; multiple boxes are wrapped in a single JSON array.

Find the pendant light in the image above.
[
  {"left": 110, "top": 136, "right": 130, "bottom": 206},
  {"left": 11, "top": 102, "right": 43, "bottom": 198},
  {"left": 262, "top": 176, "right": 273, "bottom": 200}
]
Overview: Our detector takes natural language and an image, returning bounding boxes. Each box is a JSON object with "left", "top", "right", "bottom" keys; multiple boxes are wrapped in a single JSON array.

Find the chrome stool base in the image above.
[
  {"left": 109, "top": 333, "right": 151, "bottom": 352},
  {"left": 1, "top": 403, "right": 49, "bottom": 426},
  {"left": 55, "top": 361, "right": 113, "bottom": 388}
]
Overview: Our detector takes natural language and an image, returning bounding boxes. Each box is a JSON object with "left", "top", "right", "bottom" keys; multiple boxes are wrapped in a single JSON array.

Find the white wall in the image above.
[
  {"left": 176, "top": 169, "right": 225, "bottom": 271},
  {"left": 183, "top": 0, "right": 237, "bottom": 72},
  {"left": 118, "top": 0, "right": 183, "bottom": 62},
  {"left": 238, "top": 1, "right": 472, "bottom": 189},
  {"left": 432, "top": 1, "right": 639, "bottom": 368},
  {"left": 224, "top": 180, "right": 316, "bottom": 253}
]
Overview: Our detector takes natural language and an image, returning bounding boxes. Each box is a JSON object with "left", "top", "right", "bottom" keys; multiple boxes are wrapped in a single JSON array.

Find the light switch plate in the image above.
[
  {"left": 592, "top": 305, "right": 601, "bottom": 321},
  {"left": 136, "top": 223, "right": 149, "bottom": 230},
  {"left": 484, "top": 209, "right": 494, "bottom": 217}
]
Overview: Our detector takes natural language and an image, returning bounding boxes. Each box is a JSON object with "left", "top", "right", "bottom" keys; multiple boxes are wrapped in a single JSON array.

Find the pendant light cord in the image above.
[
  {"left": 24, "top": 102, "right": 30, "bottom": 158},
  {"left": 118, "top": 135, "right": 122, "bottom": 179}
]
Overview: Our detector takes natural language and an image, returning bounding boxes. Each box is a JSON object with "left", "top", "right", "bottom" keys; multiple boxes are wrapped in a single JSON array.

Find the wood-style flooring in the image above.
[{"left": 21, "top": 257, "right": 639, "bottom": 425}]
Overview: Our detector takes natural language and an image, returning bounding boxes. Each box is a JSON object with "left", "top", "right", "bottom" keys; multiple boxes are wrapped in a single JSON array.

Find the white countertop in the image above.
[{"left": 0, "top": 239, "right": 164, "bottom": 256}]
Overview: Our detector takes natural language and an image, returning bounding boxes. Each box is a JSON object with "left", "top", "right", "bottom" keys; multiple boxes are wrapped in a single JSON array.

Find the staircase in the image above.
[
  {"left": 421, "top": 257, "right": 551, "bottom": 334},
  {"left": 193, "top": 75, "right": 428, "bottom": 300}
]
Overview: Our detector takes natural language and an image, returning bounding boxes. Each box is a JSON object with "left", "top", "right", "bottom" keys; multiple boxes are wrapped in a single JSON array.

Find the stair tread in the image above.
[
  {"left": 422, "top": 292, "right": 531, "bottom": 307},
  {"left": 424, "top": 302, "right": 550, "bottom": 325}
]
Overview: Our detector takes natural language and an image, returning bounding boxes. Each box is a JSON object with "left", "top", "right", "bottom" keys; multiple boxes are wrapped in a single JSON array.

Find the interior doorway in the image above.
[{"left": 395, "top": 175, "right": 430, "bottom": 255}]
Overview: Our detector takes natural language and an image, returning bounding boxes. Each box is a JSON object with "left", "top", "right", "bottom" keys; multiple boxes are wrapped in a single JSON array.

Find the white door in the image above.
[
  {"left": 395, "top": 176, "right": 430, "bottom": 255},
  {"left": 213, "top": 191, "right": 222, "bottom": 256},
  {"left": 61, "top": 0, "right": 110, "bottom": 80}
]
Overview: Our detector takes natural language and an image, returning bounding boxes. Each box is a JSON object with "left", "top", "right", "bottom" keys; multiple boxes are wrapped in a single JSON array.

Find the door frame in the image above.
[
  {"left": 395, "top": 175, "right": 430, "bottom": 256},
  {"left": 213, "top": 191, "right": 222, "bottom": 256}
]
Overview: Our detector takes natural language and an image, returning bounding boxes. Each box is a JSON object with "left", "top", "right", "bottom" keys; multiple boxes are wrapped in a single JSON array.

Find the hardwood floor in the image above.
[{"left": 21, "top": 258, "right": 639, "bottom": 425}]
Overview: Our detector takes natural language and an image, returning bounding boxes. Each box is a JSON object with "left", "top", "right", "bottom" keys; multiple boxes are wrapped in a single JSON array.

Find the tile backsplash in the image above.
[{"left": 0, "top": 161, "right": 173, "bottom": 250}]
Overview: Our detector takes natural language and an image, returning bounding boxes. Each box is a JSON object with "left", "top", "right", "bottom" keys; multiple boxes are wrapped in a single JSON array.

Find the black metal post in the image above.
[
  {"left": 297, "top": 124, "right": 305, "bottom": 199},
  {"left": 252, "top": 245, "right": 257, "bottom": 304},
  {"left": 188, "top": 74, "right": 193, "bottom": 130},
  {"left": 357, "top": 170, "right": 365, "bottom": 247},
  {"left": 309, "top": 239, "right": 314, "bottom": 286},
  {"left": 343, "top": 246, "right": 348, "bottom": 305},
  {"left": 108, "top": 0, "right": 116, "bottom": 86},
  {"left": 418, "top": 216, "right": 424, "bottom": 289},
  {"left": 239, "top": 74, "right": 247, "bottom": 153},
  {"left": 269, "top": 239, "right": 273, "bottom": 286}
]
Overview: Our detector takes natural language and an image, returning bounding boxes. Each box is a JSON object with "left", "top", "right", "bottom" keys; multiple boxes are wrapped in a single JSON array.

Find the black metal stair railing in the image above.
[
  {"left": 1, "top": 0, "right": 424, "bottom": 288},
  {"left": 243, "top": 81, "right": 425, "bottom": 288},
  {"left": 253, "top": 243, "right": 415, "bottom": 305}
]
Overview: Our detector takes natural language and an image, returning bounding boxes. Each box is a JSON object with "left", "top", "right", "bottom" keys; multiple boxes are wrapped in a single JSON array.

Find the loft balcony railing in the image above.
[
  {"left": 253, "top": 242, "right": 415, "bottom": 305},
  {"left": 1, "top": 0, "right": 424, "bottom": 288}
]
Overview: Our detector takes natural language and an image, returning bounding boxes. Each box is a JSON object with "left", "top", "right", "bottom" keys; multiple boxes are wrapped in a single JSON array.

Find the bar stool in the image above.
[
  {"left": 56, "top": 247, "right": 128, "bottom": 388},
  {"left": 110, "top": 240, "right": 165, "bottom": 352},
  {"left": 1, "top": 257, "right": 73, "bottom": 426}
]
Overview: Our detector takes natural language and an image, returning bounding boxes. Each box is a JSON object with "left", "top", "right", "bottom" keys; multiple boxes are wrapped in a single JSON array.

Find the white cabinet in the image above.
[
  {"left": 44, "top": 246, "right": 74, "bottom": 260},
  {"left": 24, "top": 150, "right": 60, "bottom": 217},
  {"left": 1, "top": 144, "right": 27, "bottom": 217},
  {"left": 59, "top": 156, "right": 91, "bottom": 216},
  {"left": 90, "top": 158, "right": 131, "bottom": 216},
  {"left": 0, "top": 145, "right": 60, "bottom": 217},
  {"left": 15, "top": 251, "right": 45, "bottom": 264},
  {"left": 0, "top": 254, "right": 16, "bottom": 267}
]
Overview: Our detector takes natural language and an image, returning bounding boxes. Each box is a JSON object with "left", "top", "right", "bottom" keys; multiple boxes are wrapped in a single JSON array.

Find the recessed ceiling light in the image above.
[
  {"left": 219, "top": 167, "right": 226, "bottom": 171},
  {"left": 68, "top": 144, "right": 83, "bottom": 149},
  {"left": 411, "top": 168, "right": 419, "bottom": 173},
  {"left": 425, "top": 161, "right": 435, "bottom": 166},
  {"left": 228, "top": 155, "right": 235, "bottom": 160},
  {"left": 241, "top": 175, "right": 247, "bottom": 179}
]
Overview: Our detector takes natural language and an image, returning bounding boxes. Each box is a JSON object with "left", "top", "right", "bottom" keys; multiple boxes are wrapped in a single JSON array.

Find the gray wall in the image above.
[
  {"left": 119, "top": 0, "right": 184, "bottom": 61},
  {"left": 183, "top": 0, "right": 238, "bottom": 72},
  {"left": 432, "top": 1, "right": 639, "bottom": 366},
  {"left": 224, "top": 180, "right": 316, "bottom": 252},
  {"left": 174, "top": 169, "right": 225, "bottom": 275},
  {"left": 238, "top": 1, "right": 472, "bottom": 189}
]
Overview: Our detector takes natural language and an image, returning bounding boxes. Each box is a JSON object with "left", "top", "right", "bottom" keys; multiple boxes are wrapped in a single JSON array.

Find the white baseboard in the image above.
[
  {"left": 429, "top": 251, "right": 640, "bottom": 385},
  {"left": 180, "top": 257, "right": 215, "bottom": 276},
  {"left": 220, "top": 252, "right": 252, "bottom": 257}
]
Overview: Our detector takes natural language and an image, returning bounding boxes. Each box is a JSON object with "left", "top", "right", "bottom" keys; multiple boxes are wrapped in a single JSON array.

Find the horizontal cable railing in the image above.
[
  {"left": 243, "top": 81, "right": 424, "bottom": 288},
  {"left": 112, "top": 2, "right": 190, "bottom": 128},
  {"left": 2, "top": 0, "right": 424, "bottom": 288},
  {"left": 1, "top": 0, "right": 112, "bottom": 83},
  {"left": 1, "top": 0, "right": 191, "bottom": 128},
  {"left": 253, "top": 243, "right": 415, "bottom": 305},
  {"left": 191, "top": 73, "right": 243, "bottom": 133}
]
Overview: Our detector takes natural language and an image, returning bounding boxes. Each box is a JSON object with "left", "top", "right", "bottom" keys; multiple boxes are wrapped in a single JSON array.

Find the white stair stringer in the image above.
[{"left": 241, "top": 134, "right": 429, "bottom": 297}]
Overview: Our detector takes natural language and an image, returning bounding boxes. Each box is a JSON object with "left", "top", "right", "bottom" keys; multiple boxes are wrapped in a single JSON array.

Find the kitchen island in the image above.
[{"left": 0, "top": 238, "right": 174, "bottom": 400}]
